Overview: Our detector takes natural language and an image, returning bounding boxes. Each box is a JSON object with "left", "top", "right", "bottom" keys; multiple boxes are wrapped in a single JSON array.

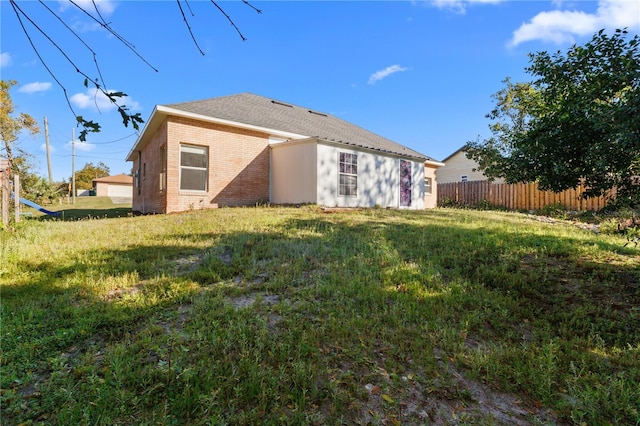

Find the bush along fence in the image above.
[{"left": 438, "top": 180, "right": 610, "bottom": 211}]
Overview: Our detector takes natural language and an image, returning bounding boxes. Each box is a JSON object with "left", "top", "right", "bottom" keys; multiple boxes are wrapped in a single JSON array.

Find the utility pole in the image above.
[
  {"left": 44, "top": 117, "right": 53, "bottom": 184},
  {"left": 72, "top": 128, "right": 76, "bottom": 205}
]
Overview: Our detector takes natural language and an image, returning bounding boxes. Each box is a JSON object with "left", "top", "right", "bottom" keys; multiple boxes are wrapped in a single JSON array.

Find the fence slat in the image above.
[{"left": 438, "top": 181, "right": 608, "bottom": 211}]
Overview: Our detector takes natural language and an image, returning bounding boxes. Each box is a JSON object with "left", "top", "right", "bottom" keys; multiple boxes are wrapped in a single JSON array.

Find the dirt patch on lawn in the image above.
[{"left": 359, "top": 348, "right": 563, "bottom": 425}]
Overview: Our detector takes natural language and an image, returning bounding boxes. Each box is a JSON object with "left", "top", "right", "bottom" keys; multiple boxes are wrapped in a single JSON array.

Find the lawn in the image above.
[{"left": 1, "top": 206, "right": 638, "bottom": 425}]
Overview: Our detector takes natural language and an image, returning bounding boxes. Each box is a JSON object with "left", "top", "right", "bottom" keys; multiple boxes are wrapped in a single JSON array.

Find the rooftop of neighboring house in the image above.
[{"left": 92, "top": 173, "right": 133, "bottom": 184}]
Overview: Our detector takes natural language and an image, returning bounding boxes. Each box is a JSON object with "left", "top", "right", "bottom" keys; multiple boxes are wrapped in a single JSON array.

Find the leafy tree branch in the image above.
[{"left": 465, "top": 29, "right": 640, "bottom": 207}]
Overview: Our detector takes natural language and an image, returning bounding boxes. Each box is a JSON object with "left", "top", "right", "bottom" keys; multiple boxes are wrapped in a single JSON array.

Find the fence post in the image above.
[
  {"left": 14, "top": 174, "right": 20, "bottom": 224},
  {"left": 1, "top": 169, "right": 9, "bottom": 227}
]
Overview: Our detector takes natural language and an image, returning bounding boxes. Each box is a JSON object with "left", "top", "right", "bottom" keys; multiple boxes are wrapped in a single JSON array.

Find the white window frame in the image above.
[
  {"left": 425, "top": 177, "right": 432, "bottom": 195},
  {"left": 338, "top": 152, "right": 358, "bottom": 197},
  {"left": 160, "top": 144, "right": 167, "bottom": 192},
  {"left": 461, "top": 175, "right": 468, "bottom": 182},
  {"left": 180, "top": 144, "right": 208, "bottom": 192}
]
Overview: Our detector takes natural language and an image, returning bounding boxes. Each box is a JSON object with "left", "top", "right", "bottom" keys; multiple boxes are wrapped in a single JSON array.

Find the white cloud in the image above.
[
  {"left": 65, "top": 140, "right": 95, "bottom": 152},
  {"left": 428, "top": 0, "right": 505, "bottom": 14},
  {"left": 58, "top": 0, "right": 117, "bottom": 17},
  {"left": 18, "top": 81, "right": 53, "bottom": 94},
  {"left": 56, "top": 0, "right": 117, "bottom": 32},
  {"left": 368, "top": 65, "right": 409, "bottom": 85},
  {"left": 1, "top": 52, "right": 11, "bottom": 68},
  {"left": 71, "top": 88, "right": 140, "bottom": 112},
  {"left": 40, "top": 143, "right": 56, "bottom": 153},
  {"left": 510, "top": 0, "right": 640, "bottom": 46}
]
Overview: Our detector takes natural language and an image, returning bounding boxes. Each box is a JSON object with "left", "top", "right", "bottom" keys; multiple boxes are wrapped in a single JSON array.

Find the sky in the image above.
[{"left": 2, "top": 0, "right": 639, "bottom": 182}]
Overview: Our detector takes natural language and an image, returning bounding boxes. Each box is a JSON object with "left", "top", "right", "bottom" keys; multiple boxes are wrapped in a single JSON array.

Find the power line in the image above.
[{"left": 88, "top": 133, "right": 137, "bottom": 145}]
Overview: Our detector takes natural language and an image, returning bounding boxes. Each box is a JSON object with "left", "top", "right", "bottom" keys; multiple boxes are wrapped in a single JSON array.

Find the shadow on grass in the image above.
[
  {"left": 36, "top": 207, "right": 132, "bottom": 221},
  {"left": 3, "top": 208, "right": 639, "bottom": 424}
]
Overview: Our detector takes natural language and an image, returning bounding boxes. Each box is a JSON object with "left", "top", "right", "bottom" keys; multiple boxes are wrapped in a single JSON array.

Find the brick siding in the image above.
[
  {"left": 132, "top": 122, "right": 168, "bottom": 213},
  {"left": 133, "top": 116, "right": 270, "bottom": 214}
]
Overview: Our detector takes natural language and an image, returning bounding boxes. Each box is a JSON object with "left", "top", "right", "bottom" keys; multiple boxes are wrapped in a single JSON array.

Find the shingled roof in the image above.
[
  {"left": 92, "top": 173, "right": 133, "bottom": 185},
  {"left": 128, "top": 93, "right": 435, "bottom": 162}
]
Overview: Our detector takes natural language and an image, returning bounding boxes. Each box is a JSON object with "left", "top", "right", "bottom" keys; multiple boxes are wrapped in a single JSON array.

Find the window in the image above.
[
  {"left": 339, "top": 152, "right": 357, "bottom": 196},
  {"left": 425, "top": 177, "right": 432, "bottom": 195},
  {"left": 180, "top": 144, "right": 208, "bottom": 191},
  {"left": 160, "top": 144, "right": 167, "bottom": 192},
  {"left": 461, "top": 175, "right": 468, "bottom": 182},
  {"left": 136, "top": 152, "right": 141, "bottom": 195}
]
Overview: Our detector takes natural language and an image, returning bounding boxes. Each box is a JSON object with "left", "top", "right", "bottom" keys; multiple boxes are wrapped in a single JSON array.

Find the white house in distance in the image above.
[
  {"left": 437, "top": 146, "right": 504, "bottom": 183},
  {"left": 126, "top": 93, "right": 443, "bottom": 214},
  {"left": 93, "top": 174, "right": 133, "bottom": 198}
]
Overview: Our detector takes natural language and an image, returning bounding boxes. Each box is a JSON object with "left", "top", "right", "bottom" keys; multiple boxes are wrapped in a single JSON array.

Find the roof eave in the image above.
[
  {"left": 125, "top": 105, "right": 161, "bottom": 162},
  {"left": 441, "top": 146, "right": 467, "bottom": 164},
  {"left": 312, "top": 137, "right": 429, "bottom": 161},
  {"left": 426, "top": 159, "right": 446, "bottom": 167}
]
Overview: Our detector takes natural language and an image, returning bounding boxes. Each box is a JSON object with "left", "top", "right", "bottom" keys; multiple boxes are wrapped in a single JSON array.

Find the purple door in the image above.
[{"left": 400, "top": 160, "right": 411, "bottom": 207}]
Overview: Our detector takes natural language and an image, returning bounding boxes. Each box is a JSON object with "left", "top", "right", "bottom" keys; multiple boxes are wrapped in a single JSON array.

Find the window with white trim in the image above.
[
  {"left": 425, "top": 177, "right": 432, "bottom": 195},
  {"left": 461, "top": 175, "right": 468, "bottom": 182},
  {"left": 180, "top": 144, "right": 208, "bottom": 191},
  {"left": 160, "top": 144, "right": 167, "bottom": 192},
  {"left": 339, "top": 152, "right": 357, "bottom": 196}
]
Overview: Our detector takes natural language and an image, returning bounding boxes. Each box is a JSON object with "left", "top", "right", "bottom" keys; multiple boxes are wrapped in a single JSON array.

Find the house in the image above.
[
  {"left": 437, "top": 146, "right": 503, "bottom": 183},
  {"left": 93, "top": 173, "right": 133, "bottom": 198},
  {"left": 126, "top": 93, "right": 443, "bottom": 214}
]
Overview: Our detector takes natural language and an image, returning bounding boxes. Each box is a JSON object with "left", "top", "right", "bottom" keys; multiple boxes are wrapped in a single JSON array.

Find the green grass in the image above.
[{"left": 1, "top": 206, "right": 638, "bottom": 425}]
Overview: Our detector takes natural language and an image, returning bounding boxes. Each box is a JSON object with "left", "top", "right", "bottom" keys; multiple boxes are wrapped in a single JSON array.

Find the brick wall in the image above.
[
  {"left": 132, "top": 121, "right": 168, "bottom": 213},
  {"left": 162, "top": 117, "right": 270, "bottom": 213}
]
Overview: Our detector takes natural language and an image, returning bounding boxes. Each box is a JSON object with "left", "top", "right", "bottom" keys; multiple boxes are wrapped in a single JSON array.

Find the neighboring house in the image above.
[
  {"left": 437, "top": 147, "right": 503, "bottom": 183},
  {"left": 126, "top": 93, "right": 442, "bottom": 214},
  {"left": 93, "top": 174, "right": 134, "bottom": 198}
]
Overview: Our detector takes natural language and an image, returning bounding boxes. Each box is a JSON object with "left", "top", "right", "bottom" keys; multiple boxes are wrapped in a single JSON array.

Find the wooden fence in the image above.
[{"left": 438, "top": 181, "right": 610, "bottom": 211}]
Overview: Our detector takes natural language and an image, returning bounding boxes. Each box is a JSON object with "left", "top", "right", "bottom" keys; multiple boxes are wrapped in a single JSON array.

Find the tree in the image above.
[
  {"left": 74, "top": 162, "right": 110, "bottom": 190},
  {"left": 0, "top": 80, "right": 40, "bottom": 176},
  {"left": 7, "top": 0, "right": 262, "bottom": 141},
  {"left": 465, "top": 29, "right": 640, "bottom": 206},
  {"left": 21, "top": 174, "right": 62, "bottom": 205}
]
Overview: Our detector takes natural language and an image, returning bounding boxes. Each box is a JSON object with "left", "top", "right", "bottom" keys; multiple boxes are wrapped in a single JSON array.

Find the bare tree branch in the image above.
[
  {"left": 9, "top": 0, "right": 144, "bottom": 141},
  {"left": 177, "top": 0, "right": 205, "bottom": 55},
  {"left": 68, "top": 0, "right": 159, "bottom": 73},
  {"left": 211, "top": 1, "right": 248, "bottom": 42},
  {"left": 242, "top": 0, "right": 263, "bottom": 15},
  {"left": 38, "top": 0, "right": 108, "bottom": 111},
  {"left": 9, "top": 1, "right": 77, "bottom": 116},
  {"left": 7, "top": 0, "right": 263, "bottom": 140}
]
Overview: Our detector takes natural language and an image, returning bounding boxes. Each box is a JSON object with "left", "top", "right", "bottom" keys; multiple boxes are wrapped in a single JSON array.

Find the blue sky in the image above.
[{"left": 2, "top": 0, "right": 639, "bottom": 182}]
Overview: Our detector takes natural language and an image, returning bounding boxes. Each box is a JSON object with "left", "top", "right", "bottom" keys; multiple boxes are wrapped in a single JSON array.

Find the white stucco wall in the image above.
[
  {"left": 316, "top": 142, "right": 425, "bottom": 209},
  {"left": 410, "top": 159, "right": 426, "bottom": 209},
  {"left": 270, "top": 141, "right": 317, "bottom": 204},
  {"left": 271, "top": 139, "right": 426, "bottom": 209}
]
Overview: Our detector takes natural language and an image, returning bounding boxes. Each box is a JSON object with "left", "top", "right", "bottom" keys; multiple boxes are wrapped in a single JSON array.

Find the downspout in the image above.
[{"left": 268, "top": 145, "right": 272, "bottom": 204}]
